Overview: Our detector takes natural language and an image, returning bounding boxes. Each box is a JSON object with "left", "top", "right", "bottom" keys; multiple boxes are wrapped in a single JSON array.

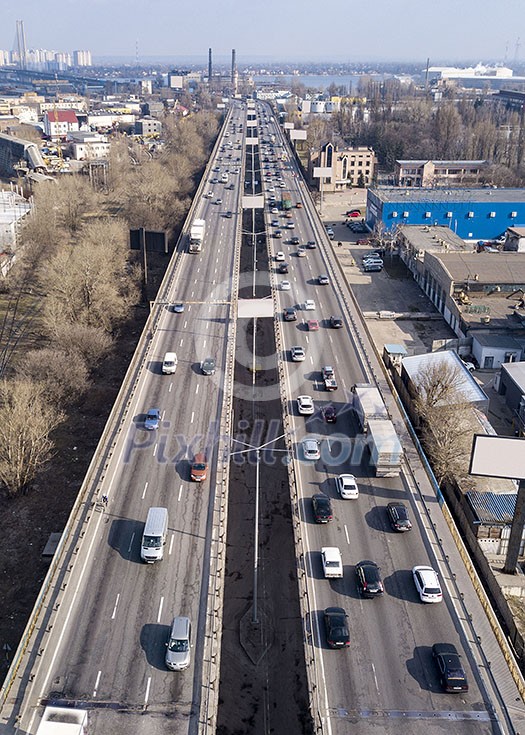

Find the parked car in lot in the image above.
[
  {"left": 144, "top": 408, "right": 161, "bottom": 431},
  {"left": 296, "top": 395, "right": 314, "bottom": 415},
  {"left": 363, "top": 262, "right": 383, "bottom": 273},
  {"left": 412, "top": 565, "right": 442, "bottom": 603},
  {"left": 346, "top": 209, "right": 361, "bottom": 217},
  {"left": 291, "top": 346, "right": 306, "bottom": 362},
  {"left": 324, "top": 607, "right": 350, "bottom": 648},
  {"left": 432, "top": 643, "right": 469, "bottom": 692},
  {"left": 283, "top": 307, "right": 297, "bottom": 321},
  {"left": 356, "top": 560, "right": 384, "bottom": 598},
  {"left": 387, "top": 502, "right": 412, "bottom": 531},
  {"left": 335, "top": 474, "right": 358, "bottom": 499}
]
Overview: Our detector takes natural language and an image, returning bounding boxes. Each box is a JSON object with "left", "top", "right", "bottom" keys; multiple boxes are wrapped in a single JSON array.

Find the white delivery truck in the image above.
[
  {"left": 189, "top": 218, "right": 206, "bottom": 253},
  {"left": 141, "top": 507, "right": 168, "bottom": 563},
  {"left": 367, "top": 419, "right": 402, "bottom": 477},
  {"left": 352, "top": 383, "right": 389, "bottom": 433}
]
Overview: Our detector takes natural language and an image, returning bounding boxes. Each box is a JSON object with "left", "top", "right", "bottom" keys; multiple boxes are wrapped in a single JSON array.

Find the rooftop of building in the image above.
[
  {"left": 371, "top": 187, "right": 525, "bottom": 204},
  {"left": 432, "top": 251, "right": 525, "bottom": 285},
  {"left": 401, "top": 350, "right": 488, "bottom": 404},
  {"left": 398, "top": 225, "right": 468, "bottom": 252},
  {"left": 396, "top": 159, "right": 489, "bottom": 167},
  {"left": 501, "top": 360, "right": 525, "bottom": 389}
]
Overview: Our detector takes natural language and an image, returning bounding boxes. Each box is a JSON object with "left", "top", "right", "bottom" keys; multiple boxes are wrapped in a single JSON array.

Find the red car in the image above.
[
  {"left": 346, "top": 209, "right": 361, "bottom": 217},
  {"left": 307, "top": 319, "right": 320, "bottom": 331}
]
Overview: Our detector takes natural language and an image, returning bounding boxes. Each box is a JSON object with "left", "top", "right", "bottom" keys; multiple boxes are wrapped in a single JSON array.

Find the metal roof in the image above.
[
  {"left": 372, "top": 187, "right": 525, "bottom": 204},
  {"left": 401, "top": 351, "right": 488, "bottom": 404},
  {"left": 428, "top": 251, "right": 525, "bottom": 285},
  {"left": 466, "top": 491, "right": 516, "bottom": 525},
  {"left": 501, "top": 360, "right": 525, "bottom": 390}
]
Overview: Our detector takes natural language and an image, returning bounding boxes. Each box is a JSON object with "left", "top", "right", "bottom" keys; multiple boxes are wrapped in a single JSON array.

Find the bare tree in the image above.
[
  {"left": 50, "top": 323, "right": 113, "bottom": 366},
  {"left": 413, "top": 360, "right": 473, "bottom": 486},
  {"left": 0, "top": 379, "right": 64, "bottom": 495},
  {"left": 18, "top": 348, "right": 90, "bottom": 405}
]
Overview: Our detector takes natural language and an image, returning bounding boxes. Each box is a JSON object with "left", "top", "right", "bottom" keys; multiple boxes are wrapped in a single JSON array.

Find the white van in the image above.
[
  {"left": 162, "top": 352, "right": 177, "bottom": 374},
  {"left": 141, "top": 507, "right": 168, "bottom": 563}
]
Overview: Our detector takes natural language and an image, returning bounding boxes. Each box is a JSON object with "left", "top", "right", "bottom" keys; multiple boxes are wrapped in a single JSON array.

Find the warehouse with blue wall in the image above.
[{"left": 367, "top": 188, "right": 525, "bottom": 240}]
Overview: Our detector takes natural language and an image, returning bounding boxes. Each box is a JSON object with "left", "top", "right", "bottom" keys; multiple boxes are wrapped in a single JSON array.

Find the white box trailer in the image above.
[
  {"left": 36, "top": 706, "right": 88, "bottom": 734},
  {"left": 367, "top": 419, "right": 402, "bottom": 477},
  {"left": 352, "top": 383, "right": 388, "bottom": 432},
  {"left": 189, "top": 218, "right": 206, "bottom": 253}
]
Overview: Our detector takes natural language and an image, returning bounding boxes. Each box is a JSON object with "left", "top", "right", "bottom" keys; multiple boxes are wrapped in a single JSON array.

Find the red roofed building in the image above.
[{"left": 44, "top": 109, "right": 80, "bottom": 140}]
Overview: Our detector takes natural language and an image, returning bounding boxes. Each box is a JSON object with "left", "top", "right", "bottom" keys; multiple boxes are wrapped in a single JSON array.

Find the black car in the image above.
[
  {"left": 356, "top": 560, "right": 384, "bottom": 598},
  {"left": 387, "top": 502, "right": 412, "bottom": 532},
  {"left": 290, "top": 236, "right": 300, "bottom": 245},
  {"left": 322, "top": 404, "right": 337, "bottom": 423},
  {"left": 312, "top": 493, "right": 333, "bottom": 523},
  {"left": 324, "top": 607, "right": 350, "bottom": 648},
  {"left": 306, "top": 240, "right": 317, "bottom": 249},
  {"left": 330, "top": 315, "right": 343, "bottom": 329},
  {"left": 278, "top": 262, "right": 289, "bottom": 274},
  {"left": 432, "top": 643, "right": 469, "bottom": 692},
  {"left": 200, "top": 357, "right": 216, "bottom": 375}
]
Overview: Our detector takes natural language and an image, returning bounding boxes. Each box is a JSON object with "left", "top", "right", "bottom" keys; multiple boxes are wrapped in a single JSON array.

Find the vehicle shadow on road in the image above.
[
  {"left": 140, "top": 622, "right": 171, "bottom": 670},
  {"left": 107, "top": 518, "right": 144, "bottom": 563},
  {"left": 382, "top": 569, "right": 421, "bottom": 603},
  {"left": 406, "top": 645, "right": 438, "bottom": 692}
]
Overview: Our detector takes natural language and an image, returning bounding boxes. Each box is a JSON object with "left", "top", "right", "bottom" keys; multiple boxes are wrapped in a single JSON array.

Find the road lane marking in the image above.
[
  {"left": 128, "top": 532, "right": 135, "bottom": 555},
  {"left": 178, "top": 484, "right": 183, "bottom": 501},
  {"left": 203, "top": 339, "right": 207, "bottom": 348},
  {"left": 153, "top": 443, "right": 157, "bottom": 457},
  {"left": 179, "top": 338, "right": 184, "bottom": 347},
  {"left": 111, "top": 594, "right": 120, "bottom": 620},
  {"left": 344, "top": 525, "right": 350, "bottom": 545},
  {"left": 190, "top": 411, "right": 195, "bottom": 424},
  {"left": 371, "top": 662, "right": 380, "bottom": 694},
  {"left": 157, "top": 596, "right": 164, "bottom": 623},
  {"left": 169, "top": 382, "right": 173, "bottom": 392},
  {"left": 144, "top": 676, "right": 152, "bottom": 705},
  {"left": 334, "top": 354, "right": 340, "bottom": 364},
  {"left": 142, "top": 481, "right": 148, "bottom": 499},
  {"left": 191, "top": 290, "right": 195, "bottom": 298},
  {"left": 93, "top": 670, "right": 102, "bottom": 698},
  {"left": 183, "top": 320, "right": 188, "bottom": 329},
  {"left": 169, "top": 534, "right": 175, "bottom": 555}
]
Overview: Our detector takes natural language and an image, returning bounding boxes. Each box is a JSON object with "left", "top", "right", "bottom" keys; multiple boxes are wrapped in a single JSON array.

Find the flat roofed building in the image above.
[
  {"left": 395, "top": 159, "right": 489, "bottom": 188},
  {"left": 309, "top": 142, "right": 376, "bottom": 191}
]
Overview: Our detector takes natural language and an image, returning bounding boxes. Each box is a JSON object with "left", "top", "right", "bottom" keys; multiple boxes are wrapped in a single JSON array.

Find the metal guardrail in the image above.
[{"left": 0, "top": 107, "right": 231, "bottom": 725}]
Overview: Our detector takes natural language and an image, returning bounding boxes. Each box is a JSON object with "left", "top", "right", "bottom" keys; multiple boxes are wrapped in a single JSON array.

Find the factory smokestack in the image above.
[
  {"left": 208, "top": 47, "right": 212, "bottom": 82},
  {"left": 231, "top": 48, "right": 236, "bottom": 83}
]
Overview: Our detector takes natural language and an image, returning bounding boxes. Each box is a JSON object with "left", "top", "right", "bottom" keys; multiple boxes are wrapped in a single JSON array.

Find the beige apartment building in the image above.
[
  {"left": 309, "top": 142, "right": 376, "bottom": 191},
  {"left": 395, "top": 159, "right": 489, "bottom": 187}
]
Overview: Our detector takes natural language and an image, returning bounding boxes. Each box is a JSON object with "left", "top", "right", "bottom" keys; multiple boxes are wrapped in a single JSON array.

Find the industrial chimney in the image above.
[{"left": 208, "top": 47, "right": 212, "bottom": 83}]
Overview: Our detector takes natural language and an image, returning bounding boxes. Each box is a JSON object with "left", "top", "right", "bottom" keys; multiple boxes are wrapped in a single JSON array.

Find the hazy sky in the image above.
[{"left": 2, "top": 0, "right": 525, "bottom": 64}]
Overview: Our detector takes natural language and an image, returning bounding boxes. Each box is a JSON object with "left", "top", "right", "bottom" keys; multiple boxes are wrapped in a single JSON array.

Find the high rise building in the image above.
[{"left": 73, "top": 50, "right": 92, "bottom": 67}]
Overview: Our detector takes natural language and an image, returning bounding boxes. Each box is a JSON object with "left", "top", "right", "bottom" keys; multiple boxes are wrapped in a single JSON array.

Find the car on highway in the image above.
[
  {"left": 285, "top": 222, "right": 295, "bottom": 229},
  {"left": 304, "top": 299, "right": 316, "bottom": 310},
  {"left": 306, "top": 240, "right": 317, "bottom": 249},
  {"left": 166, "top": 616, "right": 192, "bottom": 671},
  {"left": 172, "top": 303, "right": 185, "bottom": 313},
  {"left": 280, "top": 280, "right": 291, "bottom": 291},
  {"left": 356, "top": 560, "right": 384, "bottom": 598},
  {"left": 330, "top": 315, "right": 343, "bottom": 328},
  {"left": 291, "top": 236, "right": 300, "bottom": 245},
  {"left": 215, "top": 198, "right": 222, "bottom": 205},
  {"left": 277, "top": 262, "right": 289, "bottom": 274},
  {"left": 290, "top": 346, "right": 306, "bottom": 362},
  {"left": 432, "top": 643, "right": 469, "bottom": 692},
  {"left": 271, "top": 207, "right": 279, "bottom": 214},
  {"left": 307, "top": 319, "right": 320, "bottom": 332},
  {"left": 321, "top": 547, "right": 343, "bottom": 578},
  {"left": 412, "top": 565, "right": 442, "bottom": 603},
  {"left": 283, "top": 307, "right": 297, "bottom": 321},
  {"left": 321, "top": 404, "right": 337, "bottom": 423},
  {"left": 271, "top": 219, "right": 280, "bottom": 227},
  {"left": 200, "top": 357, "right": 216, "bottom": 376},
  {"left": 318, "top": 274, "right": 329, "bottom": 285},
  {"left": 275, "top": 251, "right": 285, "bottom": 261},
  {"left": 224, "top": 211, "right": 232, "bottom": 218},
  {"left": 312, "top": 493, "right": 333, "bottom": 523},
  {"left": 387, "top": 502, "right": 412, "bottom": 532},
  {"left": 144, "top": 408, "right": 161, "bottom": 431},
  {"left": 335, "top": 474, "right": 358, "bottom": 499},
  {"left": 302, "top": 438, "right": 320, "bottom": 460},
  {"left": 296, "top": 201, "right": 303, "bottom": 208},
  {"left": 190, "top": 453, "right": 208, "bottom": 482},
  {"left": 297, "top": 247, "right": 306, "bottom": 257},
  {"left": 274, "top": 230, "right": 282, "bottom": 238},
  {"left": 297, "top": 395, "right": 315, "bottom": 415},
  {"left": 324, "top": 607, "right": 350, "bottom": 648}
]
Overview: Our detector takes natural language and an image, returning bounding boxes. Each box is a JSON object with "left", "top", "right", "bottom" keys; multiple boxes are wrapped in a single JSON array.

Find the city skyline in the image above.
[{"left": 1, "top": 0, "right": 525, "bottom": 64}]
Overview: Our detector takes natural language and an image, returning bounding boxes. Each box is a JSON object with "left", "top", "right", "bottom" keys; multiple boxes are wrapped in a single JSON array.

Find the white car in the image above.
[
  {"left": 271, "top": 207, "right": 279, "bottom": 214},
  {"left": 412, "top": 566, "right": 443, "bottom": 603},
  {"left": 297, "top": 247, "right": 306, "bottom": 257},
  {"left": 280, "top": 280, "right": 291, "bottom": 291},
  {"left": 302, "top": 438, "right": 320, "bottom": 461},
  {"left": 335, "top": 474, "right": 359, "bottom": 499},
  {"left": 297, "top": 395, "right": 314, "bottom": 415},
  {"left": 267, "top": 187, "right": 275, "bottom": 192},
  {"left": 321, "top": 547, "right": 343, "bottom": 578},
  {"left": 304, "top": 299, "right": 315, "bottom": 310},
  {"left": 275, "top": 251, "right": 285, "bottom": 261},
  {"left": 290, "top": 346, "right": 306, "bottom": 362}
]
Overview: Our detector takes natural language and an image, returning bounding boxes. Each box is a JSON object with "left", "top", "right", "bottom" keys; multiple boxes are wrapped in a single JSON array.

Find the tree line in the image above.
[{"left": 0, "top": 109, "right": 220, "bottom": 496}]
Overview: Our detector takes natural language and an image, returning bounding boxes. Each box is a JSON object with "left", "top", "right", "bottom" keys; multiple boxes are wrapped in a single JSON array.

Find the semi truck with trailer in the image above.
[
  {"left": 367, "top": 419, "right": 402, "bottom": 477},
  {"left": 281, "top": 191, "right": 292, "bottom": 210},
  {"left": 352, "top": 383, "right": 389, "bottom": 433}
]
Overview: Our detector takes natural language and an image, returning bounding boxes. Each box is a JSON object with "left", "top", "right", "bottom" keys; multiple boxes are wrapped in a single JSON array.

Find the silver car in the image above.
[{"left": 166, "top": 616, "right": 192, "bottom": 671}]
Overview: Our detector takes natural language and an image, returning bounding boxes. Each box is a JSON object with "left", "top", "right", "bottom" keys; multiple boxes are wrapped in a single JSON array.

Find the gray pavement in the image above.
[{"left": 318, "top": 189, "right": 525, "bottom": 734}]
